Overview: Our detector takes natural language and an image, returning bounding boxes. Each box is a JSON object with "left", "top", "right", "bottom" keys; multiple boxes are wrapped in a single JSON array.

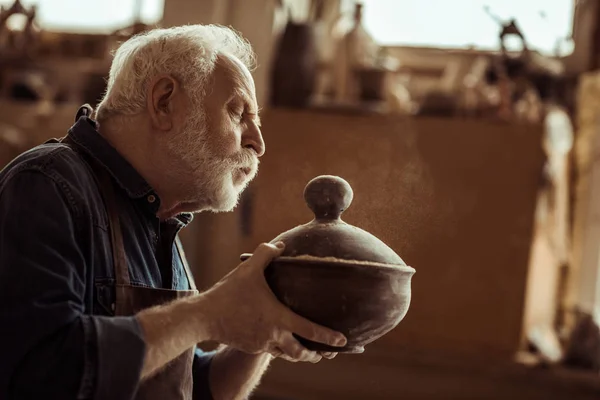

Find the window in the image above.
[
  {"left": 356, "top": 0, "right": 575, "bottom": 56},
  {"left": 0, "top": 0, "right": 164, "bottom": 33}
]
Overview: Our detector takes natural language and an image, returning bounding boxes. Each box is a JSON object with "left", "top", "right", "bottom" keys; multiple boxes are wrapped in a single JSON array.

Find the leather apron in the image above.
[{"left": 57, "top": 107, "right": 199, "bottom": 400}]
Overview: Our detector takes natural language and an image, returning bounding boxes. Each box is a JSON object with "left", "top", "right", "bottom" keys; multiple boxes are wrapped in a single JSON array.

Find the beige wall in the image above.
[
  {"left": 190, "top": 109, "right": 546, "bottom": 359},
  {"left": 570, "top": 71, "right": 600, "bottom": 318}
]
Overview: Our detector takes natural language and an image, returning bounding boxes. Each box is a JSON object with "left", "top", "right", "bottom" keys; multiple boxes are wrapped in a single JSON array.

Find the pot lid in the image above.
[{"left": 268, "top": 175, "right": 406, "bottom": 266}]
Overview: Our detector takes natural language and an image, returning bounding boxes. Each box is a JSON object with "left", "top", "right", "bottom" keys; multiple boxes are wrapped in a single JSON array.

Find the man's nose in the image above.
[{"left": 242, "top": 125, "right": 265, "bottom": 157}]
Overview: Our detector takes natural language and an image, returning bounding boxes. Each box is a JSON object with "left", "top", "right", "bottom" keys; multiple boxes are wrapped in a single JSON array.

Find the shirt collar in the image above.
[{"left": 66, "top": 115, "right": 193, "bottom": 225}]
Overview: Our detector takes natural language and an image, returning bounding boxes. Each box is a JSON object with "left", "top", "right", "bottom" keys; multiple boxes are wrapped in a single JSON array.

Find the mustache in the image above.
[{"left": 225, "top": 149, "right": 259, "bottom": 170}]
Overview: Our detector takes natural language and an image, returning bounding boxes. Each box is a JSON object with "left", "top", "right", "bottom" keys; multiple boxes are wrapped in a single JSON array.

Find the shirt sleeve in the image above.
[
  {"left": 193, "top": 347, "right": 217, "bottom": 400},
  {"left": 0, "top": 170, "right": 145, "bottom": 400}
]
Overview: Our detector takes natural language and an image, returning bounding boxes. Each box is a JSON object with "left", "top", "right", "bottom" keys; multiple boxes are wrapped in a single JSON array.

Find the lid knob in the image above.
[{"left": 303, "top": 175, "right": 354, "bottom": 220}]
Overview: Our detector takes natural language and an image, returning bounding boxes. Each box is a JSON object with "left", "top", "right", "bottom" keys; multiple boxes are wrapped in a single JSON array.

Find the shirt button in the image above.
[{"left": 147, "top": 195, "right": 156, "bottom": 203}]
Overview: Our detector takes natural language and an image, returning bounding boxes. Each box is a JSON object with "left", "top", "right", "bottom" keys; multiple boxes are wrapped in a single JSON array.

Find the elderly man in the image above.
[{"left": 0, "top": 25, "right": 347, "bottom": 400}]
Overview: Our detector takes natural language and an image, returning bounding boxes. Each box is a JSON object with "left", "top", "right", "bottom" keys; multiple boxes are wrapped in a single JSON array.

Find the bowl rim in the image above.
[{"left": 239, "top": 253, "right": 416, "bottom": 273}]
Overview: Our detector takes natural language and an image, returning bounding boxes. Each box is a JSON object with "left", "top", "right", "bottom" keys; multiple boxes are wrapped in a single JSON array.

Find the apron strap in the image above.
[
  {"left": 175, "top": 237, "right": 197, "bottom": 291},
  {"left": 60, "top": 133, "right": 131, "bottom": 287},
  {"left": 96, "top": 167, "right": 131, "bottom": 286}
]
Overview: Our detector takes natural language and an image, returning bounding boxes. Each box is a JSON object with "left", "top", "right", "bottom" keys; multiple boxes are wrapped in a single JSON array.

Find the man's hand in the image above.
[
  {"left": 136, "top": 242, "right": 342, "bottom": 380},
  {"left": 202, "top": 241, "right": 346, "bottom": 363}
]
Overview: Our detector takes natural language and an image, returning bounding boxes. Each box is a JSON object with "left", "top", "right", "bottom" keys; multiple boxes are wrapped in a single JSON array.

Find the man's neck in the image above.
[{"left": 97, "top": 115, "right": 182, "bottom": 218}]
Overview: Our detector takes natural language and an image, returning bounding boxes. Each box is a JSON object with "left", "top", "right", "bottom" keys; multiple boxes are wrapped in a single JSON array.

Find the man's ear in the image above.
[{"left": 147, "top": 74, "right": 179, "bottom": 131}]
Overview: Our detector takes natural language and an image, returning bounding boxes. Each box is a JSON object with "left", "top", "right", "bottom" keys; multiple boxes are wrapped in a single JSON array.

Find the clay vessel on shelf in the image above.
[{"left": 240, "top": 175, "right": 415, "bottom": 353}]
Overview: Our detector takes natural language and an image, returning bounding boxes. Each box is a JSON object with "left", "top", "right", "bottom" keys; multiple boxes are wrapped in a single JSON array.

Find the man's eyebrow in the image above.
[{"left": 233, "top": 88, "right": 254, "bottom": 109}]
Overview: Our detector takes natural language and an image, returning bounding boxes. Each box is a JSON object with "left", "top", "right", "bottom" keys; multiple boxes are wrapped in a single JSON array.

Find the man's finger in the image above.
[
  {"left": 277, "top": 332, "right": 321, "bottom": 363},
  {"left": 278, "top": 354, "right": 298, "bottom": 363},
  {"left": 246, "top": 242, "right": 285, "bottom": 271},
  {"left": 269, "top": 346, "right": 284, "bottom": 358},
  {"left": 321, "top": 352, "right": 337, "bottom": 360},
  {"left": 284, "top": 312, "right": 347, "bottom": 348}
]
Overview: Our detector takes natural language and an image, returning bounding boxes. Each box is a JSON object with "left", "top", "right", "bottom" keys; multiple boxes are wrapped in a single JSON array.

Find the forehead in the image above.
[{"left": 209, "top": 54, "right": 257, "bottom": 108}]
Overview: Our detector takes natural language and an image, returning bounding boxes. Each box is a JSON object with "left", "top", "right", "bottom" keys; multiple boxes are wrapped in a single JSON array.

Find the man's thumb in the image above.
[{"left": 248, "top": 241, "right": 285, "bottom": 270}]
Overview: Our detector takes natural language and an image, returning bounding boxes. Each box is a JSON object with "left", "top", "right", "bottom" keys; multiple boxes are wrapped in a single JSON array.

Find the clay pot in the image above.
[
  {"left": 240, "top": 175, "right": 415, "bottom": 353},
  {"left": 269, "top": 21, "right": 317, "bottom": 108}
]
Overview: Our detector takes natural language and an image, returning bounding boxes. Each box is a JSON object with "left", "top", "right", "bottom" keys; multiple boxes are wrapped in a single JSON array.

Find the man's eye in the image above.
[{"left": 230, "top": 108, "right": 244, "bottom": 121}]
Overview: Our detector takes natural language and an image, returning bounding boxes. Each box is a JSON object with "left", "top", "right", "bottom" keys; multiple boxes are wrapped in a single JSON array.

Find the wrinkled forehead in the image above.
[{"left": 215, "top": 54, "right": 257, "bottom": 105}]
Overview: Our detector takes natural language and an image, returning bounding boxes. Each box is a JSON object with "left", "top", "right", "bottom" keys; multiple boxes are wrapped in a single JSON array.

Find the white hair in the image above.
[{"left": 95, "top": 24, "right": 255, "bottom": 120}]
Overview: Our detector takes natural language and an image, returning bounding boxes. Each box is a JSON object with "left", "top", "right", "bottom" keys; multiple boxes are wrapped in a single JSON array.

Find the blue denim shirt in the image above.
[{"left": 0, "top": 114, "right": 214, "bottom": 399}]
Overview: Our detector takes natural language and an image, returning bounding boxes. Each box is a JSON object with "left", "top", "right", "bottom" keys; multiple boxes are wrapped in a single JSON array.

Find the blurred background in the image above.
[{"left": 1, "top": 0, "right": 600, "bottom": 398}]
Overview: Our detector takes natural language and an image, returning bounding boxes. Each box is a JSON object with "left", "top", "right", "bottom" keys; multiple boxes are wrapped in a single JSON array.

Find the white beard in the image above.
[{"left": 165, "top": 109, "right": 258, "bottom": 213}]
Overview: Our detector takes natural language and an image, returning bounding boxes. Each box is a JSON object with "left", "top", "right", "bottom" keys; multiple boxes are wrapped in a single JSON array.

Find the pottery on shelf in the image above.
[{"left": 240, "top": 175, "right": 415, "bottom": 353}]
